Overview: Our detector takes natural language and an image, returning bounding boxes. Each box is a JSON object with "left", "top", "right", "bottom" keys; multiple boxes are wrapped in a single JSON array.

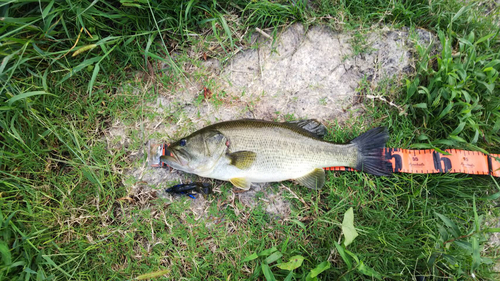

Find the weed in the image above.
[
  {"left": 405, "top": 29, "right": 500, "bottom": 151},
  {"left": 350, "top": 31, "right": 375, "bottom": 57}
]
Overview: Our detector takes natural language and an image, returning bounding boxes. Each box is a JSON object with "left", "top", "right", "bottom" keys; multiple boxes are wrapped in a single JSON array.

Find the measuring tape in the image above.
[
  {"left": 150, "top": 143, "right": 500, "bottom": 177},
  {"left": 325, "top": 148, "right": 500, "bottom": 177}
]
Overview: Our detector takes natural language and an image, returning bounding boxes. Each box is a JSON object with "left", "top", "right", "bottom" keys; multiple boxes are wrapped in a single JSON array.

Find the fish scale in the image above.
[{"left": 226, "top": 129, "right": 357, "bottom": 174}]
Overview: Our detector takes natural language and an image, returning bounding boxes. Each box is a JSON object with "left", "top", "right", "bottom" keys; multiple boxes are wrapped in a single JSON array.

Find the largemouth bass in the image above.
[{"left": 161, "top": 119, "right": 391, "bottom": 190}]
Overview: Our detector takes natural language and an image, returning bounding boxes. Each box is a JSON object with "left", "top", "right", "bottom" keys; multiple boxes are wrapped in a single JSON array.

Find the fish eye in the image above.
[{"left": 179, "top": 139, "right": 187, "bottom": 146}]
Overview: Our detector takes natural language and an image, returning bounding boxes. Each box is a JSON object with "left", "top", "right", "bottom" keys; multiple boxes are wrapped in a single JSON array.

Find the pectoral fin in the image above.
[
  {"left": 295, "top": 168, "right": 325, "bottom": 189},
  {"left": 230, "top": 177, "right": 252, "bottom": 190},
  {"left": 228, "top": 151, "right": 257, "bottom": 170}
]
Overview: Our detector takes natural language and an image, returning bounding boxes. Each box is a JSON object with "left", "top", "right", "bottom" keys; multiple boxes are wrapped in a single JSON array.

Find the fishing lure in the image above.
[{"left": 165, "top": 182, "right": 212, "bottom": 198}]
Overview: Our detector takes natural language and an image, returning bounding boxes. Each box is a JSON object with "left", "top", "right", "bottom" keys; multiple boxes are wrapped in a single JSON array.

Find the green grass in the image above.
[
  {"left": 405, "top": 29, "right": 500, "bottom": 151},
  {"left": 1, "top": 0, "right": 500, "bottom": 280}
]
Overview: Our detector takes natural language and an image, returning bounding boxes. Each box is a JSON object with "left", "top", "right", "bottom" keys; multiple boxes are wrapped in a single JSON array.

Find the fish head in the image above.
[{"left": 161, "top": 129, "right": 228, "bottom": 175}]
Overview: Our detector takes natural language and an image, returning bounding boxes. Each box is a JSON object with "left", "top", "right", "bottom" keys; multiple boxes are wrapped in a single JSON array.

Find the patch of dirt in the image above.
[
  {"left": 106, "top": 24, "right": 436, "bottom": 219},
  {"left": 237, "top": 183, "right": 291, "bottom": 219}
]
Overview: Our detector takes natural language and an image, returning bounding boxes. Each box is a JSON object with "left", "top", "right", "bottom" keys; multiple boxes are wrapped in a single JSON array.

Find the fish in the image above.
[{"left": 161, "top": 119, "right": 392, "bottom": 190}]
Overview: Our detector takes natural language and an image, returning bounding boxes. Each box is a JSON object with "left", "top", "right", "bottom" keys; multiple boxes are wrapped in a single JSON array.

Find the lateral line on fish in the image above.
[{"left": 152, "top": 144, "right": 500, "bottom": 177}]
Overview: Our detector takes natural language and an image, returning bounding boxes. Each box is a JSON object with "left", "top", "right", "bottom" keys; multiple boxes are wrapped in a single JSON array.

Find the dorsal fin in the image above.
[{"left": 283, "top": 119, "right": 327, "bottom": 138}]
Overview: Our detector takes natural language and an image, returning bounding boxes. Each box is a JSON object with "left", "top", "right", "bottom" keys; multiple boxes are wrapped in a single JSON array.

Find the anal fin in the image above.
[
  {"left": 295, "top": 168, "right": 325, "bottom": 189},
  {"left": 230, "top": 178, "right": 253, "bottom": 190}
]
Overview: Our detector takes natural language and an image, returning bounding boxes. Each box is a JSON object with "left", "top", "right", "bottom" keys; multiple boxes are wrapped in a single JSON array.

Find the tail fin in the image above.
[{"left": 351, "top": 127, "right": 392, "bottom": 176}]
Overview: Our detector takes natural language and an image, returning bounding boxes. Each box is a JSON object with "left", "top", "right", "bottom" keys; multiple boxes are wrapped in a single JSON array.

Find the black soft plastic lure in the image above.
[{"left": 165, "top": 182, "right": 212, "bottom": 197}]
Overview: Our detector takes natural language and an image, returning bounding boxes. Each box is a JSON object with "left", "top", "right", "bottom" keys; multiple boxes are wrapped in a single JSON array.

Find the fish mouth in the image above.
[{"left": 162, "top": 149, "right": 189, "bottom": 169}]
